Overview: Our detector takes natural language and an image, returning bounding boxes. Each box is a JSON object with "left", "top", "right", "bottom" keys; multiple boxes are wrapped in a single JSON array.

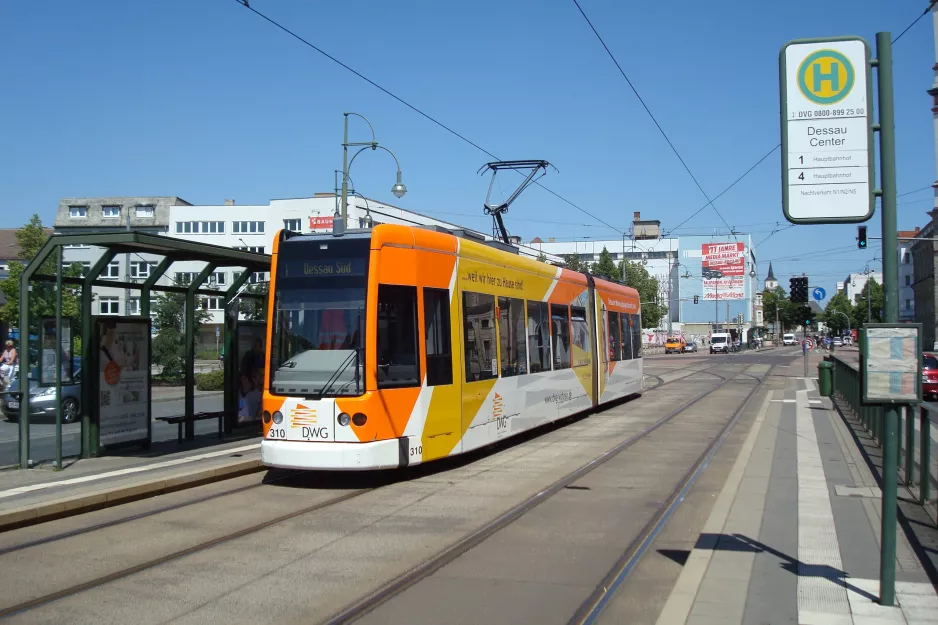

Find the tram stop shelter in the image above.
[{"left": 12, "top": 232, "right": 270, "bottom": 469}]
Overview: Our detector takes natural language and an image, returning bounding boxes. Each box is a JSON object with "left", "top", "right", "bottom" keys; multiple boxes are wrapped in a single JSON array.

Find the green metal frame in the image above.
[
  {"left": 778, "top": 36, "right": 875, "bottom": 225},
  {"left": 184, "top": 263, "right": 217, "bottom": 440},
  {"left": 223, "top": 271, "right": 253, "bottom": 433},
  {"left": 16, "top": 232, "right": 270, "bottom": 469}
]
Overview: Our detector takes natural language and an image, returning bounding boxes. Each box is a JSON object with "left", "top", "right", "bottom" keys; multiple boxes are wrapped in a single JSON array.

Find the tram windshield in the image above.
[{"left": 269, "top": 236, "right": 370, "bottom": 397}]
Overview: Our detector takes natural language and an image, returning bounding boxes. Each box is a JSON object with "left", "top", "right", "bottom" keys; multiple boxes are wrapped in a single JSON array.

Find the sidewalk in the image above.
[{"left": 656, "top": 366, "right": 938, "bottom": 624}]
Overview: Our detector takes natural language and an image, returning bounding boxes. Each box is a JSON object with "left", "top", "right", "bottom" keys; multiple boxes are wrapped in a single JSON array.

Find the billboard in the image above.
[
  {"left": 701, "top": 242, "right": 745, "bottom": 300},
  {"left": 97, "top": 318, "right": 150, "bottom": 446},
  {"left": 309, "top": 216, "right": 335, "bottom": 230}
]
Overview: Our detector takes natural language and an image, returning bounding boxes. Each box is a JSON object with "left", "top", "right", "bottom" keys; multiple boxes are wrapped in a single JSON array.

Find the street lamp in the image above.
[{"left": 340, "top": 112, "right": 406, "bottom": 230}]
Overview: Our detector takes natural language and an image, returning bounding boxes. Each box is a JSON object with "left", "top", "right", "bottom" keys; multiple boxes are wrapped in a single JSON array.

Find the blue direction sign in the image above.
[{"left": 812, "top": 287, "right": 826, "bottom": 301}]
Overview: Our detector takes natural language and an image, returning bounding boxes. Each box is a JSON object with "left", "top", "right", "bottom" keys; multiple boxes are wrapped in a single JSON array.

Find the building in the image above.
[
  {"left": 899, "top": 228, "right": 919, "bottom": 322},
  {"left": 53, "top": 194, "right": 558, "bottom": 349},
  {"left": 839, "top": 271, "right": 883, "bottom": 305},
  {"left": 764, "top": 262, "right": 778, "bottom": 291},
  {"left": 526, "top": 212, "right": 757, "bottom": 336},
  {"left": 913, "top": 209, "right": 938, "bottom": 348}
]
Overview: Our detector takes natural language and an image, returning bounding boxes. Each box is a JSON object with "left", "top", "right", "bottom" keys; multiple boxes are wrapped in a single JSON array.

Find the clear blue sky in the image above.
[{"left": 1, "top": 0, "right": 934, "bottom": 295}]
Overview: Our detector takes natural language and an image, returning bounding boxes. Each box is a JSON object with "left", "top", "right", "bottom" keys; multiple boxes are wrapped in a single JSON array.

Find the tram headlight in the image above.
[
  {"left": 352, "top": 412, "right": 368, "bottom": 426},
  {"left": 263, "top": 411, "right": 271, "bottom": 424},
  {"left": 272, "top": 411, "right": 283, "bottom": 424},
  {"left": 337, "top": 412, "right": 351, "bottom": 426}
]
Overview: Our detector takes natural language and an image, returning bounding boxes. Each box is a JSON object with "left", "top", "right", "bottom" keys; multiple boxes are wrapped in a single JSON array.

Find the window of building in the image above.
[
  {"left": 283, "top": 218, "right": 302, "bottom": 231},
  {"left": 527, "top": 300, "right": 551, "bottom": 373},
  {"left": 906, "top": 299, "right": 912, "bottom": 310},
  {"left": 498, "top": 297, "right": 527, "bottom": 377},
  {"left": 101, "top": 261, "right": 120, "bottom": 279},
  {"left": 102, "top": 205, "right": 121, "bottom": 218},
  {"left": 174, "top": 271, "right": 200, "bottom": 286},
  {"left": 423, "top": 288, "right": 452, "bottom": 386},
  {"left": 129, "top": 298, "right": 140, "bottom": 315},
  {"left": 79, "top": 262, "right": 91, "bottom": 277},
  {"left": 175, "top": 221, "right": 224, "bottom": 234},
  {"left": 236, "top": 246, "right": 265, "bottom": 254},
  {"left": 464, "top": 292, "right": 497, "bottom": 382},
  {"left": 210, "top": 271, "right": 227, "bottom": 286},
  {"left": 233, "top": 221, "right": 265, "bottom": 234},
  {"left": 376, "top": 285, "right": 419, "bottom": 388},
  {"left": 99, "top": 296, "right": 120, "bottom": 315},
  {"left": 130, "top": 261, "right": 156, "bottom": 279},
  {"left": 608, "top": 311, "right": 621, "bottom": 362},
  {"left": 69, "top": 206, "right": 87, "bottom": 218},
  {"left": 551, "top": 304, "right": 571, "bottom": 370},
  {"left": 136, "top": 205, "right": 155, "bottom": 218},
  {"left": 201, "top": 297, "right": 223, "bottom": 310},
  {"left": 570, "top": 306, "right": 590, "bottom": 366},
  {"left": 905, "top": 275, "right": 911, "bottom": 286}
]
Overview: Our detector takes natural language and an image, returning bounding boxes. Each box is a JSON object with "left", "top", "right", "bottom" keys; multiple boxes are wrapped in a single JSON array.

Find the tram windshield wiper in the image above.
[{"left": 318, "top": 349, "right": 361, "bottom": 398}]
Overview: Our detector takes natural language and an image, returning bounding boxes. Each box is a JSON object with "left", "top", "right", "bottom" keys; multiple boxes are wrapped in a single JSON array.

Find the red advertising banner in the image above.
[
  {"left": 309, "top": 216, "right": 335, "bottom": 230},
  {"left": 701, "top": 242, "right": 745, "bottom": 300}
]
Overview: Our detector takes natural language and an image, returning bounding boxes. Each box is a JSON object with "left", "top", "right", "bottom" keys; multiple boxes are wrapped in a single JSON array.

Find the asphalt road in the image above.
[{"left": 0, "top": 395, "right": 225, "bottom": 468}]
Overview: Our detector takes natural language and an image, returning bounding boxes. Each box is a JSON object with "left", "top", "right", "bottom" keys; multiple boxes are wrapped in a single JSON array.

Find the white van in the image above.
[
  {"left": 783, "top": 333, "right": 796, "bottom": 346},
  {"left": 710, "top": 333, "right": 731, "bottom": 354}
]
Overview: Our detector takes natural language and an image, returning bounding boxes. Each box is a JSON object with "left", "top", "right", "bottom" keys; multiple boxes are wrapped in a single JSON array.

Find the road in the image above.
[
  {"left": 0, "top": 395, "right": 225, "bottom": 468},
  {"left": 0, "top": 348, "right": 800, "bottom": 624}
]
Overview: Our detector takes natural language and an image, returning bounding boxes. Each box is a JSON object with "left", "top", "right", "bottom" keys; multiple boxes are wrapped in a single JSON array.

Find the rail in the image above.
[{"left": 829, "top": 355, "right": 936, "bottom": 515}]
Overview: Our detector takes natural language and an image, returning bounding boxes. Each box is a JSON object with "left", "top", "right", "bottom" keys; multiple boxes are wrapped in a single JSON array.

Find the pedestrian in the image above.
[{"left": 0, "top": 340, "right": 16, "bottom": 389}]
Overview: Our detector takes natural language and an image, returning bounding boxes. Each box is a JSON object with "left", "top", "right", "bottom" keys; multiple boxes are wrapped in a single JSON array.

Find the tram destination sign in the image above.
[{"left": 779, "top": 37, "right": 874, "bottom": 224}]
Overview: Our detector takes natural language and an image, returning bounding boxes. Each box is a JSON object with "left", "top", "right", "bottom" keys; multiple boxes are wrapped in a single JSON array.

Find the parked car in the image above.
[
  {"left": 683, "top": 341, "right": 698, "bottom": 353},
  {"left": 923, "top": 353, "right": 938, "bottom": 401},
  {"left": 710, "top": 333, "right": 731, "bottom": 354},
  {"left": 1, "top": 366, "right": 82, "bottom": 423}
]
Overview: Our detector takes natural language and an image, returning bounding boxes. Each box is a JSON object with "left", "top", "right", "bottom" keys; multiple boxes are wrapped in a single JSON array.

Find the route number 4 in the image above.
[{"left": 798, "top": 172, "right": 804, "bottom": 180}]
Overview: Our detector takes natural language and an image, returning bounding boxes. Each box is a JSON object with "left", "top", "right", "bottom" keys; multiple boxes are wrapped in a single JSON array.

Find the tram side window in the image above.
[
  {"left": 527, "top": 300, "right": 551, "bottom": 373},
  {"left": 498, "top": 297, "right": 527, "bottom": 377},
  {"left": 463, "top": 292, "right": 497, "bottom": 382},
  {"left": 620, "top": 314, "right": 633, "bottom": 360},
  {"left": 551, "top": 304, "right": 571, "bottom": 370},
  {"left": 631, "top": 314, "right": 642, "bottom": 358},
  {"left": 570, "top": 306, "right": 590, "bottom": 366},
  {"left": 608, "top": 311, "right": 621, "bottom": 362},
  {"left": 424, "top": 288, "right": 452, "bottom": 386},
  {"left": 377, "top": 285, "right": 420, "bottom": 388}
]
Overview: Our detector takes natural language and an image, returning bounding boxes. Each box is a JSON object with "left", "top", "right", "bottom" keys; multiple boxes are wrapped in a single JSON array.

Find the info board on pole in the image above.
[{"left": 780, "top": 37, "right": 873, "bottom": 224}]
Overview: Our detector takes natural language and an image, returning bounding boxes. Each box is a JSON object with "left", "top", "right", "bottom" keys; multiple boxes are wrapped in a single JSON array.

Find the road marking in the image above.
[
  {"left": 654, "top": 391, "right": 774, "bottom": 625},
  {"left": 795, "top": 388, "right": 854, "bottom": 623},
  {"left": 0, "top": 443, "right": 261, "bottom": 500}
]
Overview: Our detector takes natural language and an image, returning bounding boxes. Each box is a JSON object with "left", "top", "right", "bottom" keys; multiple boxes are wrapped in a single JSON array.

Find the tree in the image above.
[
  {"left": 238, "top": 283, "right": 269, "bottom": 321},
  {"left": 535, "top": 252, "right": 548, "bottom": 263},
  {"left": 823, "top": 291, "right": 852, "bottom": 334},
  {"left": 562, "top": 254, "right": 586, "bottom": 272},
  {"left": 0, "top": 215, "right": 84, "bottom": 328},
  {"left": 151, "top": 292, "right": 210, "bottom": 382},
  {"left": 620, "top": 260, "right": 666, "bottom": 328},
  {"left": 590, "top": 247, "right": 620, "bottom": 282},
  {"left": 852, "top": 278, "right": 884, "bottom": 328}
]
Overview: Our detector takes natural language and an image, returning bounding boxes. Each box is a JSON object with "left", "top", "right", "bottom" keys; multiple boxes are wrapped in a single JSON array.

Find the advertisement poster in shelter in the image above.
[
  {"left": 236, "top": 323, "right": 266, "bottom": 424},
  {"left": 98, "top": 318, "right": 149, "bottom": 446},
  {"left": 701, "top": 242, "right": 745, "bottom": 300}
]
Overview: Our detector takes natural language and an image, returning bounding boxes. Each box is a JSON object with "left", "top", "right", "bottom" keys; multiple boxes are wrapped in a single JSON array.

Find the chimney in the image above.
[
  {"left": 633, "top": 211, "right": 641, "bottom": 220},
  {"left": 916, "top": 226, "right": 921, "bottom": 232},
  {"left": 224, "top": 199, "right": 235, "bottom": 206},
  {"left": 548, "top": 237, "right": 555, "bottom": 243}
]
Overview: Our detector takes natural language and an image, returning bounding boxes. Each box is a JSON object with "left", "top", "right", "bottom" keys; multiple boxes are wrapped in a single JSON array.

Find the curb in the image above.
[{"left": 0, "top": 458, "right": 264, "bottom": 532}]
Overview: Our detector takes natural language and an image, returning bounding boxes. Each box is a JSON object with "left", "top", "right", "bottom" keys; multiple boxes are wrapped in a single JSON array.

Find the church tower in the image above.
[{"left": 764, "top": 262, "right": 778, "bottom": 291}]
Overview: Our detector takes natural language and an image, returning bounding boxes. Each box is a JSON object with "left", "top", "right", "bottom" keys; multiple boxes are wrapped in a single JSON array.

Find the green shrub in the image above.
[{"left": 195, "top": 369, "right": 225, "bottom": 391}]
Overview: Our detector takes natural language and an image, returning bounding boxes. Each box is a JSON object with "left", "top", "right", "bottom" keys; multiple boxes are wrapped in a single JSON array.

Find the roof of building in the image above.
[
  {"left": 898, "top": 228, "right": 921, "bottom": 239},
  {"left": 765, "top": 262, "right": 776, "bottom": 280},
  {"left": 0, "top": 227, "right": 52, "bottom": 261}
]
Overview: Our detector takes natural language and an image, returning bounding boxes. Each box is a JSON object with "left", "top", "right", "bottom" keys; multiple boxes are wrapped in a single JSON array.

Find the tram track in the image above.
[
  {"left": 0, "top": 361, "right": 760, "bottom": 620},
  {"left": 321, "top": 363, "right": 770, "bottom": 624}
]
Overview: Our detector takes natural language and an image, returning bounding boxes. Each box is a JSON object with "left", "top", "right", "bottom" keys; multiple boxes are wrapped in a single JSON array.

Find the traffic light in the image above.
[
  {"left": 790, "top": 276, "right": 808, "bottom": 303},
  {"left": 802, "top": 304, "right": 813, "bottom": 326},
  {"left": 693, "top": 295, "right": 699, "bottom": 304},
  {"left": 857, "top": 226, "right": 867, "bottom": 249}
]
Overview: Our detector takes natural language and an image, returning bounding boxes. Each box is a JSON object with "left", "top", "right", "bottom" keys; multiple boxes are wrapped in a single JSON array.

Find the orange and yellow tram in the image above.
[{"left": 261, "top": 224, "right": 643, "bottom": 470}]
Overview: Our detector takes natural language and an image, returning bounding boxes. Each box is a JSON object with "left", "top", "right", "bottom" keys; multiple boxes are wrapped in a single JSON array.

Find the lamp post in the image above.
[{"left": 340, "top": 112, "right": 406, "bottom": 230}]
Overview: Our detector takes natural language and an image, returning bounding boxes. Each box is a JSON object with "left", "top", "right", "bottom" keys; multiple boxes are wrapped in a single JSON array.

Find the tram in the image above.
[{"left": 260, "top": 223, "right": 643, "bottom": 470}]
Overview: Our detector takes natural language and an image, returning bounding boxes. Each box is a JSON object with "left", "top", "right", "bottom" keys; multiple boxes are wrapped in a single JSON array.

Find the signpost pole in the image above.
[
  {"left": 55, "top": 247, "right": 63, "bottom": 470},
  {"left": 875, "top": 31, "right": 899, "bottom": 607},
  {"left": 804, "top": 326, "right": 808, "bottom": 377}
]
